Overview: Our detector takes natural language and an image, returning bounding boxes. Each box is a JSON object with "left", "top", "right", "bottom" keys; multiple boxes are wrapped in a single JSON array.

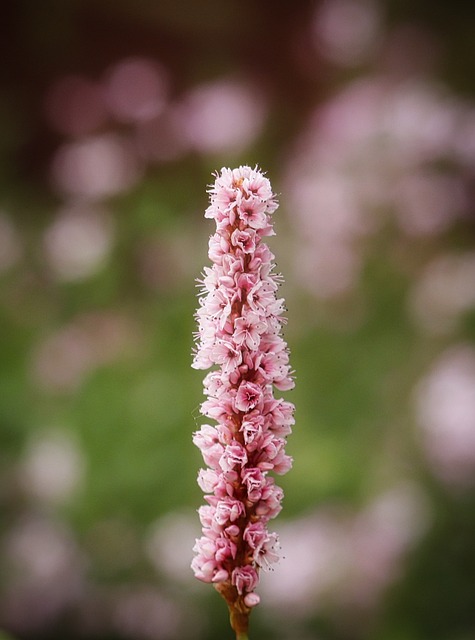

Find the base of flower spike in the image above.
[{"left": 215, "top": 582, "right": 251, "bottom": 639}]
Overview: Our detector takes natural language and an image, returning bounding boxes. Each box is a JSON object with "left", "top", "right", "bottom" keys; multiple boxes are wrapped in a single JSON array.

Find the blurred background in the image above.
[{"left": 1, "top": 1, "right": 475, "bottom": 639}]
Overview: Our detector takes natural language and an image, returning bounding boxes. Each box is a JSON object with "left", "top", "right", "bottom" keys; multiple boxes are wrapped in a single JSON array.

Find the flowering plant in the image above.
[{"left": 192, "top": 166, "right": 295, "bottom": 639}]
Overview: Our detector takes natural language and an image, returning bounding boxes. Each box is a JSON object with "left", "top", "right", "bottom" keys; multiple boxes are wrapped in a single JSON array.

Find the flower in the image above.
[{"left": 192, "top": 166, "right": 294, "bottom": 637}]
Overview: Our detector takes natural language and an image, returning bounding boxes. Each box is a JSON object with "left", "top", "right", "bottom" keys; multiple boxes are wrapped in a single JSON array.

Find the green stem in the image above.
[
  {"left": 229, "top": 605, "right": 250, "bottom": 639},
  {"left": 214, "top": 583, "right": 251, "bottom": 640}
]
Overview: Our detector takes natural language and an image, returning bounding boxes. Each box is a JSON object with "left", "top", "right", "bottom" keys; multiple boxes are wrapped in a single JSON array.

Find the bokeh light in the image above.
[{"left": 104, "top": 57, "right": 169, "bottom": 124}]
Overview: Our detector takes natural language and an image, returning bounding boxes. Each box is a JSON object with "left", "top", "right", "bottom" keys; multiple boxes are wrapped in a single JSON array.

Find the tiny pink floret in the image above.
[{"left": 192, "top": 166, "right": 295, "bottom": 616}]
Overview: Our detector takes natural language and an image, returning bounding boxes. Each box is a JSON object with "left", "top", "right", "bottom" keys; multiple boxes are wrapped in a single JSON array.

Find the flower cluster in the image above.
[{"left": 191, "top": 166, "right": 294, "bottom": 627}]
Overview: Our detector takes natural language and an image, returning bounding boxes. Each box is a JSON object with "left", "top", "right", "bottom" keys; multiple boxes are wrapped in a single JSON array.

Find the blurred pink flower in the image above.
[
  {"left": 51, "top": 133, "right": 142, "bottom": 199},
  {"left": 284, "top": 75, "right": 475, "bottom": 300},
  {"left": 312, "top": 0, "right": 382, "bottom": 68},
  {"left": 104, "top": 57, "right": 169, "bottom": 123},
  {"left": 31, "top": 311, "right": 139, "bottom": 393},
  {"left": 177, "top": 81, "right": 267, "bottom": 154},
  {"left": 415, "top": 345, "right": 475, "bottom": 488},
  {"left": 409, "top": 252, "right": 475, "bottom": 334},
  {"left": 259, "top": 485, "right": 430, "bottom": 620}
]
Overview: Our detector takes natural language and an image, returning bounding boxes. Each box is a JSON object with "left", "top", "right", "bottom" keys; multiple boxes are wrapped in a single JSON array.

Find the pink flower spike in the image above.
[
  {"left": 235, "top": 380, "right": 263, "bottom": 412},
  {"left": 234, "top": 312, "right": 267, "bottom": 351},
  {"left": 219, "top": 442, "right": 248, "bottom": 472},
  {"left": 238, "top": 195, "right": 268, "bottom": 229},
  {"left": 232, "top": 565, "right": 259, "bottom": 595},
  {"left": 212, "top": 340, "right": 243, "bottom": 374},
  {"left": 214, "top": 497, "right": 245, "bottom": 525},
  {"left": 197, "top": 468, "right": 219, "bottom": 493},
  {"left": 230, "top": 228, "right": 257, "bottom": 254},
  {"left": 191, "top": 166, "right": 295, "bottom": 639}
]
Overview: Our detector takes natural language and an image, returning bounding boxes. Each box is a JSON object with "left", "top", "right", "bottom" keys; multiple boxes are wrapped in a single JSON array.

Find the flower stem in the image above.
[{"left": 228, "top": 599, "right": 250, "bottom": 640}]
